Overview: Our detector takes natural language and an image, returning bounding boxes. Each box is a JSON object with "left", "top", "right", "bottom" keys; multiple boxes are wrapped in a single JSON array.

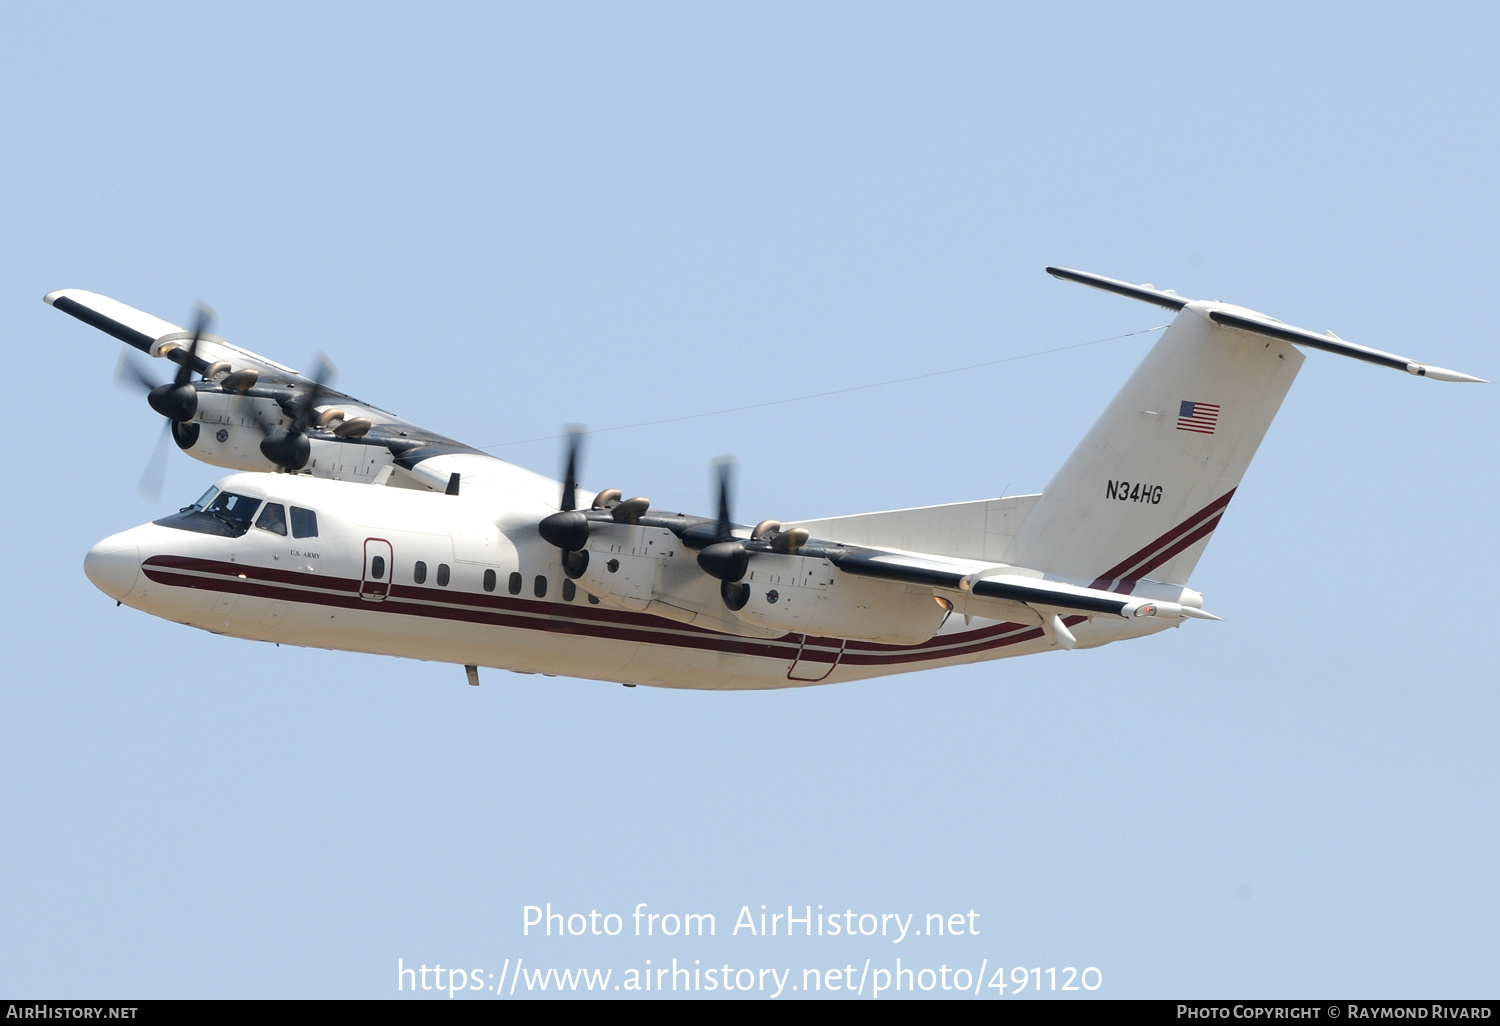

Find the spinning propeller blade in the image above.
[
  {"left": 714, "top": 457, "right": 734, "bottom": 543},
  {"left": 560, "top": 426, "right": 583, "bottom": 512},
  {"left": 137, "top": 421, "right": 173, "bottom": 501},
  {"left": 115, "top": 351, "right": 161, "bottom": 395}
]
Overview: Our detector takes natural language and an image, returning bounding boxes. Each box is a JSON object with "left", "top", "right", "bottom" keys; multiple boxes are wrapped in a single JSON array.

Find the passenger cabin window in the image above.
[
  {"left": 413, "top": 561, "right": 427, "bottom": 584},
  {"left": 290, "top": 507, "right": 318, "bottom": 538},
  {"left": 483, "top": 569, "right": 496, "bottom": 592},
  {"left": 508, "top": 572, "right": 522, "bottom": 595},
  {"left": 533, "top": 575, "right": 547, "bottom": 598},
  {"left": 561, "top": 580, "right": 576, "bottom": 602},
  {"left": 255, "top": 503, "right": 288, "bottom": 536},
  {"left": 370, "top": 555, "right": 386, "bottom": 579},
  {"left": 436, "top": 563, "right": 451, "bottom": 587}
]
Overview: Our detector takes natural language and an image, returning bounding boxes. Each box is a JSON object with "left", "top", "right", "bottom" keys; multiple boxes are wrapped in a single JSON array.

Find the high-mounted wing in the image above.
[
  {"left": 47, "top": 288, "right": 561, "bottom": 505},
  {"left": 47, "top": 289, "right": 301, "bottom": 376}
]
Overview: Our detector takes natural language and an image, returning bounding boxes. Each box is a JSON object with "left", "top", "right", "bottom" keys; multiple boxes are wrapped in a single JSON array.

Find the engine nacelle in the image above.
[
  {"left": 574, "top": 524, "right": 678, "bottom": 610},
  {"left": 177, "top": 392, "right": 394, "bottom": 482},
  {"left": 731, "top": 553, "right": 947, "bottom": 645},
  {"left": 574, "top": 527, "right": 951, "bottom": 644},
  {"left": 574, "top": 523, "right": 784, "bottom": 639},
  {"left": 176, "top": 391, "right": 281, "bottom": 471}
]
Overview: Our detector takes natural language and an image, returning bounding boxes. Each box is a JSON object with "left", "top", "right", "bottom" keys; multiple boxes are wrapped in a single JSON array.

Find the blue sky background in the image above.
[{"left": 1, "top": 1, "right": 1495, "bottom": 999}]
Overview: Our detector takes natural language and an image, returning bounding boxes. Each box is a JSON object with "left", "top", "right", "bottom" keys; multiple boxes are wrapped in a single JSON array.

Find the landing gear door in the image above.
[{"left": 362, "top": 538, "right": 394, "bottom": 601}]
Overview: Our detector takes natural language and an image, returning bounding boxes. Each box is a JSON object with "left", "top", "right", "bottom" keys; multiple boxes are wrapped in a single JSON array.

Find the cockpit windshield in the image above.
[
  {"left": 154, "top": 489, "right": 263, "bottom": 538},
  {"left": 202, "top": 491, "right": 262, "bottom": 529}
]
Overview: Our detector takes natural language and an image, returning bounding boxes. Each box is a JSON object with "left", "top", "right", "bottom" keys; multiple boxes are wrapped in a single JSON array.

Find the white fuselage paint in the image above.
[{"left": 88, "top": 472, "right": 1174, "bottom": 691}]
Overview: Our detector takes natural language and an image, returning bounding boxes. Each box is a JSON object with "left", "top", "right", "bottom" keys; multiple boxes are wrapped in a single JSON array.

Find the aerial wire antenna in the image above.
[{"left": 479, "top": 324, "right": 1168, "bottom": 450}]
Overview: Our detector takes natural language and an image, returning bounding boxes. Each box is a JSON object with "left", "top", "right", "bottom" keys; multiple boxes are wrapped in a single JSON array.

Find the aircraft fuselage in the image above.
[{"left": 86, "top": 472, "right": 1172, "bottom": 690}]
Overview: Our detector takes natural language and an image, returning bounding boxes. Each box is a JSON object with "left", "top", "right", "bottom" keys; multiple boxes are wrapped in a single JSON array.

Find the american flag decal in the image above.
[{"left": 1177, "top": 400, "right": 1220, "bottom": 435}]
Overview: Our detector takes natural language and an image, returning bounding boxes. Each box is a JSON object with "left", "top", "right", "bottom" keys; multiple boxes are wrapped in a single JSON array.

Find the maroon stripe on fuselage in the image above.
[
  {"left": 142, "top": 560, "right": 807, "bottom": 659},
  {"left": 1129, "top": 512, "right": 1224, "bottom": 581},
  {"left": 140, "top": 557, "right": 1053, "bottom": 666},
  {"left": 139, "top": 490, "right": 1236, "bottom": 671},
  {"left": 1088, "top": 488, "right": 1236, "bottom": 591},
  {"left": 146, "top": 555, "right": 750, "bottom": 635},
  {"left": 144, "top": 554, "right": 363, "bottom": 592},
  {"left": 840, "top": 624, "right": 1047, "bottom": 665}
]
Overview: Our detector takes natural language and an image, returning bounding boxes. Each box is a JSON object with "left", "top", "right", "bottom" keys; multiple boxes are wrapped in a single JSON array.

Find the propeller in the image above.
[
  {"left": 144, "top": 304, "right": 213, "bottom": 422},
  {"left": 254, "top": 355, "right": 337, "bottom": 471},
  {"left": 695, "top": 458, "right": 752, "bottom": 610},
  {"left": 136, "top": 421, "right": 175, "bottom": 501},
  {"left": 114, "top": 303, "right": 215, "bottom": 500},
  {"left": 115, "top": 353, "right": 175, "bottom": 500},
  {"left": 537, "top": 428, "right": 592, "bottom": 577},
  {"left": 115, "top": 350, "right": 160, "bottom": 394}
]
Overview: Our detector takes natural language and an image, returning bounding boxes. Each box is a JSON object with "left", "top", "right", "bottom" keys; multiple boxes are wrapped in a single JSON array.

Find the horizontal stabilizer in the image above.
[
  {"left": 1047, "top": 268, "right": 1486, "bottom": 383},
  {"left": 1206, "top": 309, "right": 1486, "bottom": 383},
  {"left": 1046, "top": 267, "right": 1190, "bottom": 311}
]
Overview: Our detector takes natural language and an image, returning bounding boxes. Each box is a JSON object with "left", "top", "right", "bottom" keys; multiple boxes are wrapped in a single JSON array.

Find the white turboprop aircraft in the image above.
[{"left": 62, "top": 269, "right": 1484, "bottom": 689}]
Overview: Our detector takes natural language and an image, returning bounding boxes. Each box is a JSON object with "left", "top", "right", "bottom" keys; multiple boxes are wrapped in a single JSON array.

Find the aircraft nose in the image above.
[{"left": 84, "top": 533, "right": 141, "bottom": 601}]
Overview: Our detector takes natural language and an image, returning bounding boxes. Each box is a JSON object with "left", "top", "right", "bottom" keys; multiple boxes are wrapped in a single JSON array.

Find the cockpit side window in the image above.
[
  {"left": 256, "top": 504, "right": 288, "bottom": 537},
  {"left": 290, "top": 507, "right": 318, "bottom": 539},
  {"left": 255, "top": 503, "right": 288, "bottom": 536}
]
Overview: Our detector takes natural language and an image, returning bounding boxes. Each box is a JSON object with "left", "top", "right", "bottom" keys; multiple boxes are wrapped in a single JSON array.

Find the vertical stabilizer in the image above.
[{"left": 1007, "top": 304, "right": 1304, "bottom": 587}]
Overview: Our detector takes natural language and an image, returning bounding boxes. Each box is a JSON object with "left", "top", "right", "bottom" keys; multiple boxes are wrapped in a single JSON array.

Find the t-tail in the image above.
[{"left": 1007, "top": 268, "right": 1485, "bottom": 590}]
